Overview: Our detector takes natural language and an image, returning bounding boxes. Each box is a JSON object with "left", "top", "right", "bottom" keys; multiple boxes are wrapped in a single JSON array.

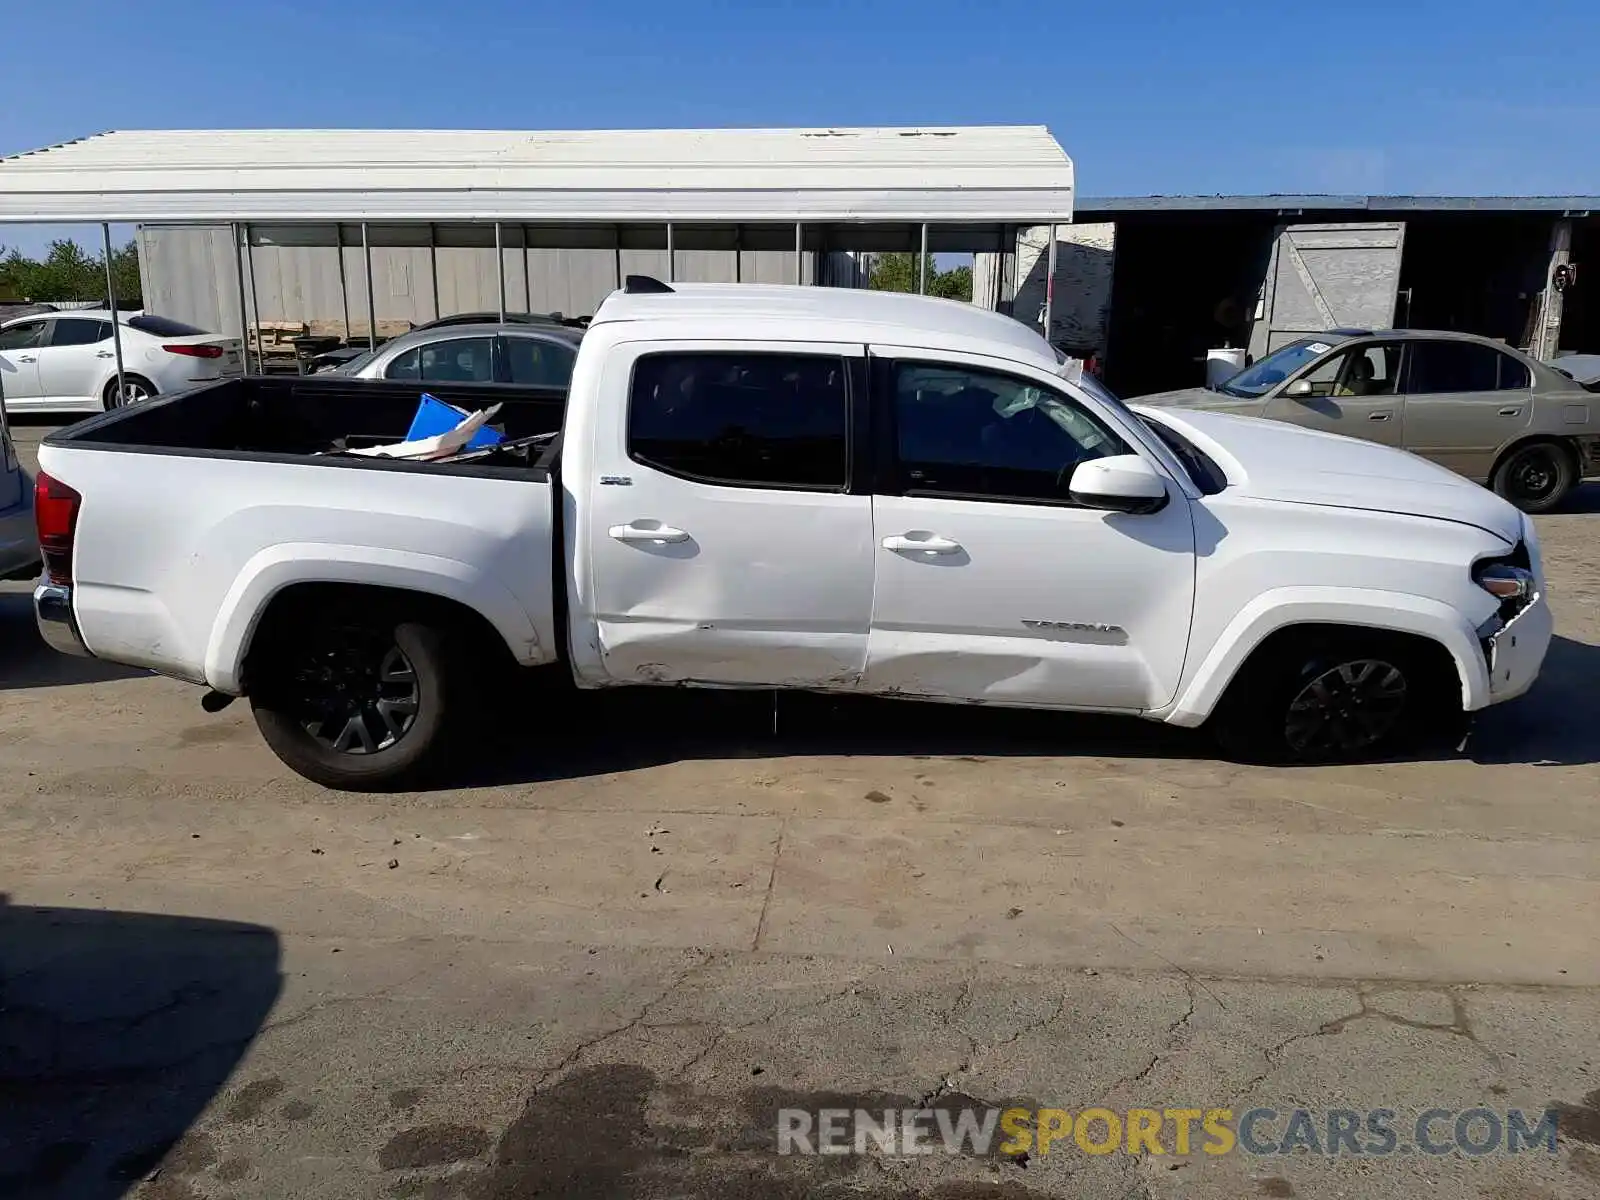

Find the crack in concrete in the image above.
[
  {"left": 1237, "top": 985, "right": 1501, "bottom": 1097},
  {"left": 750, "top": 818, "right": 786, "bottom": 952},
  {"left": 1119, "top": 978, "right": 1199, "bottom": 1094},
  {"left": 528, "top": 951, "right": 718, "bottom": 1093}
]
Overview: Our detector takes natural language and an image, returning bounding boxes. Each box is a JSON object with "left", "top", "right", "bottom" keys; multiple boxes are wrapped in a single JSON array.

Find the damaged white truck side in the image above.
[{"left": 34, "top": 282, "right": 1551, "bottom": 789}]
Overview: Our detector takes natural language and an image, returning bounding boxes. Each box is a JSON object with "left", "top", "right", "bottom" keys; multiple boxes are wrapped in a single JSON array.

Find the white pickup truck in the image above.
[{"left": 33, "top": 281, "right": 1551, "bottom": 789}]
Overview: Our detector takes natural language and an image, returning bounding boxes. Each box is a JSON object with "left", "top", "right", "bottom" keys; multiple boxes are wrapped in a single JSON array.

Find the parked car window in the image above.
[
  {"left": 385, "top": 337, "right": 495, "bottom": 384},
  {"left": 49, "top": 318, "right": 113, "bottom": 347},
  {"left": 1302, "top": 344, "right": 1402, "bottom": 398},
  {"left": 1496, "top": 354, "right": 1531, "bottom": 390},
  {"left": 628, "top": 351, "right": 849, "bottom": 489},
  {"left": 0, "top": 320, "right": 46, "bottom": 350},
  {"left": 505, "top": 335, "right": 577, "bottom": 388},
  {"left": 126, "top": 315, "right": 208, "bottom": 337},
  {"left": 892, "top": 362, "right": 1129, "bottom": 503},
  {"left": 1406, "top": 340, "right": 1513, "bottom": 394}
]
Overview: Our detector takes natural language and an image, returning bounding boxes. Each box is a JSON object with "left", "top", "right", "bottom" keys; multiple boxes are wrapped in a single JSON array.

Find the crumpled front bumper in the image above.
[{"left": 1482, "top": 591, "right": 1552, "bottom": 704}]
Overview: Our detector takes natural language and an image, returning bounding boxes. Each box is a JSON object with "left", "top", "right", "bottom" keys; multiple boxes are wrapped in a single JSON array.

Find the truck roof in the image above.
[{"left": 590, "top": 282, "right": 1061, "bottom": 371}]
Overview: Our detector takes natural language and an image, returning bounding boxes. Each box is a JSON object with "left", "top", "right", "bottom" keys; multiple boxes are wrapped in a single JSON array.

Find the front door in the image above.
[
  {"left": 1400, "top": 338, "right": 1534, "bottom": 480},
  {"left": 581, "top": 341, "right": 875, "bottom": 688},
  {"left": 36, "top": 316, "right": 115, "bottom": 406},
  {"left": 862, "top": 352, "right": 1196, "bottom": 713},
  {"left": 0, "top": 318, "right": 47, "bottom": 406},
  {"left": 1263, "top": 340, "right": 1406, "bottom": 447}
]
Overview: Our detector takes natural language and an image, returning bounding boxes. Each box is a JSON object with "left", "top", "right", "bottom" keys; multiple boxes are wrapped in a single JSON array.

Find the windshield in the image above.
[{"left": 1218, "top": 338, "right": 1337, "bottom": 397}]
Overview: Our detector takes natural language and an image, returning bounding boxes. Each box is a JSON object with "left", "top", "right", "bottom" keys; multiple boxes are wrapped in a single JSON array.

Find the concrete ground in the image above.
[{"left": 3, "top": 418, "right": 1600, "bottom": 1200}]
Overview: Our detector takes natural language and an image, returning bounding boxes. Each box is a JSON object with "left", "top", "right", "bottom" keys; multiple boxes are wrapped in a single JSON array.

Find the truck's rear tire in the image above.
[
  {"left": 1209, "top": 629, "right": 1456, "bottom": 764},
  {"left": 250, "top": 610, "right": 459, "bottom": 791}
]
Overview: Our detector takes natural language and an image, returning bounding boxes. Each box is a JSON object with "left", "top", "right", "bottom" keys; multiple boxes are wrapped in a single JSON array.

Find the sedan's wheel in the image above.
[
  {"left": 1283, "top": 658, "right": 1407, "bottom": 756},
  {"left": 103, "top": 375, "right": 155, "bottom": 409},
  {"left": 1492, "top": 441, "right": 1575, "bottom": 513},
  {"left": 251, "top": 614, "right": 456, "bottom": 791}
]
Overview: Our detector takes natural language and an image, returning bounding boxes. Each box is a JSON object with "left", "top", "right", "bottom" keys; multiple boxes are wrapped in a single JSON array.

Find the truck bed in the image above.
[
  {"left": 39, "top": 375, "right": 566, "bottom": 690},
  {"left": 49, "top": 374, "right": 566, "bottom": 469}
]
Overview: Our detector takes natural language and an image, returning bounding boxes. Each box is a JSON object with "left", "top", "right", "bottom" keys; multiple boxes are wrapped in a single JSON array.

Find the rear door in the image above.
[
  {"left": 1400, "top": 338, "right": 1533, "bottom": 479},
  {"left": 1248, "top": 223, "right": 1407, "bottom": 359},
  {"left": 36, "top": 317, "right": 115, "bottom": 405},
  {"left": 1262, "top": 340, "right": 1406, "bottom": 447},
  {"left": 582, "top": 341, "right": 875, "bottom": 687},
  {"left": 861, "top": 351, "right": 1196, "bottom": 713},
  {"left": 0, "top": 318, "right": 47, "bottom": 405}
]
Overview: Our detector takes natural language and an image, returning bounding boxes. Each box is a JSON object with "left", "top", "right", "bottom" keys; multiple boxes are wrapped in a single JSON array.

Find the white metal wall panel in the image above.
[{"left": 0, "top": 127, "right": 1074, "bottom": 224}]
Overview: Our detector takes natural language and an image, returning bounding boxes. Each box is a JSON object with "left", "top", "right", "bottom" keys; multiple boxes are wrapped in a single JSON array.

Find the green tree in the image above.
[
  {"left": 0, "top": 238, "right": 143, "bottom": 307},
  {"left": 867, "top": 252, "right": 973, "bottom": 302}
]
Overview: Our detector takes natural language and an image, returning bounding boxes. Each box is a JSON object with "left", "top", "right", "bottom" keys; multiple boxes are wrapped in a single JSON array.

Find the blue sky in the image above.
[{"left": 2, "top": 0, "right": 1598, "bottom": 255}]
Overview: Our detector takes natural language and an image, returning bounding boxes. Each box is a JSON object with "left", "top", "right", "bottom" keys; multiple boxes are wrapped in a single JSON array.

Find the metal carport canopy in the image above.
[{"left": 0, "top": 126, "right": 1075, "bottom": 224}]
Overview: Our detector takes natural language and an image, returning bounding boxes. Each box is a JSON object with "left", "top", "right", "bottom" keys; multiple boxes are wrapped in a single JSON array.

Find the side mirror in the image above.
[
  {"left": 1285, "top": 379, "right": 1314, "bottom": 398},
  {"left": 1068, "top": 455, "right": 1169, "bottom": 514}
]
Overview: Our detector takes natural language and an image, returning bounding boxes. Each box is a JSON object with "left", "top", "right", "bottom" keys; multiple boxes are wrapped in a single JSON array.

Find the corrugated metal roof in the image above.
[
  {"left": 0, "top": 126, "right": 1075, "bottom": 224},
  {"left": 1080, "top": 193, "right": 1598, "bottom": 215}
]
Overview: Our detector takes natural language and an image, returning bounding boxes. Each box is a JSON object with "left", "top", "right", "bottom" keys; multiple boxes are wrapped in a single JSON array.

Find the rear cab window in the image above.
[{"left": 627, "top": 352, "right": 849, "bottom": 490}]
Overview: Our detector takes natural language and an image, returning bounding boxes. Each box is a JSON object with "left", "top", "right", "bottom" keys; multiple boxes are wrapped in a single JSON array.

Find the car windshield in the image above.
[{"left": 1217, "top": 339, "right": 1337, "bottom": 398}]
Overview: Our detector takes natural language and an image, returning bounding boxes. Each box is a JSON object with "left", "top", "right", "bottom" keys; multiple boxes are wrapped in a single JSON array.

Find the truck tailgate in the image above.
[{"left": 40, "top": 442, "right": 558, "bottom": 690}]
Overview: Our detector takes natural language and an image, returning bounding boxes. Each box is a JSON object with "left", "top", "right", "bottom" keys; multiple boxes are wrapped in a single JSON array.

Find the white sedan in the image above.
[{"left": 0, "top": 311, "right": 242, "bottom": 414}]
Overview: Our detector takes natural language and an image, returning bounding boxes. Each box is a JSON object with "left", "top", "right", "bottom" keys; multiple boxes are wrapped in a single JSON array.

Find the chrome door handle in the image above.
[
  {"left": 1498, "top": 406, "right": 1521, "bottom": 416},
  {"left": 17, "top": 355, "right": 35, "bottom": 363},
  {"left": 96, "top": 351, "right": 115, "bottom": 358},
  {"left": 882, "top": 533, "right": 963, "bottom": 555},
  {"left": 609, "top": 522, "right": 689, "bottom": 544},
  {"left": 1368, "top": 412, "right": 1391, "bottom": 421}
]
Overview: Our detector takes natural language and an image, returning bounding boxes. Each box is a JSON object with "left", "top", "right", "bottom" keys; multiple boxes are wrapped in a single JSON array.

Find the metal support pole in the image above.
[
  {"left": 100, "top": 223, "right": 126, "bottom": 403},
  {"left": 244, "top": 223, "right": 262, "bottom": 372},
  {"left": 335, "top": 223, "right": 351, "bottom": 341},
  {"left": 522, "top": 226, "right": 532, "bottom": 315},
  {"left": 918, "top": 223, "right": 929, "bottom": 294},
  {"left": 233, "top": 223, "right": 253, "bottom": 374},
  {"left": 494, "top": 221, "right": 507, "bottom": 322},
  {"left": 361, "top": 222, "right": 376, "bottom": 351},
  {"left": 614, "top": 225, "right": 623, "bottom": 291},
  {"left": 1042, "top": 223, "right": 1058, "bottom": 343},
  {"left": 734, "top": 226, "right": 742, "bottom": 283},
  {"left": 665, "top": 222, "right": 675, "bottom": 282},
  {"left": 795, "top": 222, "right": 804, "bottom": 285}
]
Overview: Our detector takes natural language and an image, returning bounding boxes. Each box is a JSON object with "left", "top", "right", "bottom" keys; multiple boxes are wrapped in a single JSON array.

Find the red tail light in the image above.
[
  {"left": 35, "top": 472, "right": 81, "bottom": 585},
  {"left": 163, "top": 343, "right": 224, "bottom": 359}
]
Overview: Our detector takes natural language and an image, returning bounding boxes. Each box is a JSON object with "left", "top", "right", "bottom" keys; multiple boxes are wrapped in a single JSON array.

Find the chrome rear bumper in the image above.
[{"left": 34, "top": 582, "right": 91, "bottom": 658}]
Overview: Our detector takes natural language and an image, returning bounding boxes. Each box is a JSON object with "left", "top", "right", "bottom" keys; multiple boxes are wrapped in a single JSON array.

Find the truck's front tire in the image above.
[
  {"left": 250, "top": 611, "right": 458, "bottom": 791},
  {"left": 1209, "top": 629, "right": 1457, "bottom": 764}
]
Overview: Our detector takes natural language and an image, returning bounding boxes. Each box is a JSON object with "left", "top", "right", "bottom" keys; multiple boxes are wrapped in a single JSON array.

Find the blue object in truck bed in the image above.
[{"left": 405, "top": 393, "right": 504, "bottom": 449}]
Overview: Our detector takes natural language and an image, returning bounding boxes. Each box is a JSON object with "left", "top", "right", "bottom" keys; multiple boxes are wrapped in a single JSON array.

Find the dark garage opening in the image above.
[{"left": 1101, "top": 214, "right": 1274, "bottom": 398}]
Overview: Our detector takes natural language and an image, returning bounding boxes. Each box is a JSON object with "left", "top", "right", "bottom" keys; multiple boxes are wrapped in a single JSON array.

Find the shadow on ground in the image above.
[
  {"left": 456, "top": 625, "right": 1600, "bottom": 787},
  {"left": 0, "top": 898, "right": 282, "bottom": 1199},
  {"left": 455, "top": 674, "right": 1212, "bottom": 788},
  {"left": 0, "top": 591, "right": 148, "bottom": 691},
  {"left": 1470, "top": 634, "right": 1600, "bottom": 766}
]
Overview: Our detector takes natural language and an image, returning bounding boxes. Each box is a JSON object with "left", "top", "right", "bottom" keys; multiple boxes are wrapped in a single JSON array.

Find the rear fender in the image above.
[
  {"left": 1160, "top": 586, "right": 1490, "bottom": 726},
  {"left": 203, "top": 542, "right": 543, "bottom": 694}
]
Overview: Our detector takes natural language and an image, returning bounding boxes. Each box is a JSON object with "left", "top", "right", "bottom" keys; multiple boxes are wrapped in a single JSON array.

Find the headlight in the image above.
[{"left": 1475, "top": 563, "right": 1535, "bottom": 601}]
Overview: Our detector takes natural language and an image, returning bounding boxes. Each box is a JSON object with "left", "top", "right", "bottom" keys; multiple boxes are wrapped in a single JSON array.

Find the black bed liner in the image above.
[{"left": 45, "top": 375, "right": 567, "bottom": 478}]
